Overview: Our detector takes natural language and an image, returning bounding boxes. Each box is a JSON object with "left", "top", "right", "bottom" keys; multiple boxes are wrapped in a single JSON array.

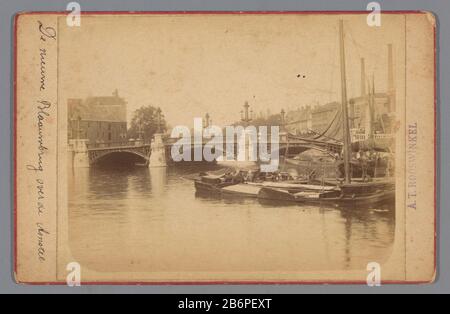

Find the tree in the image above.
[{"left": 128, "top": 105, "right": 167, "bottom": 142}]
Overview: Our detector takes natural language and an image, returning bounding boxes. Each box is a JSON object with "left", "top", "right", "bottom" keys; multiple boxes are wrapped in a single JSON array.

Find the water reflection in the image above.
[{"left": 68, "top": 164, "right": 395, "bottom": 273}]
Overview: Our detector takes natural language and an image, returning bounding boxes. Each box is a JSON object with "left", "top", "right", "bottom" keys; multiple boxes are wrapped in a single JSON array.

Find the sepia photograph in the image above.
[
  {"left": 13, "top": 10, "right": 436, "bottom": 285},
  {"left": 65, "top": 15, "right": 397, "bottom": 275}
]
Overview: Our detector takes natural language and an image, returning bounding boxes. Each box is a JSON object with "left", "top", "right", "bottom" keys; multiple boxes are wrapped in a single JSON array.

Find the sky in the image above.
[{"left": 58, "top": 14, "right": 405, "bottom": 127}]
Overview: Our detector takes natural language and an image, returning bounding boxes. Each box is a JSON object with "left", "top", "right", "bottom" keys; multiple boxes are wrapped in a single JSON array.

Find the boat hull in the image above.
[
  {"left": 258, "top": 187, "right": 395, "bottom": 207},
  {"left": 194, "top": 180, "right": 231, "bottom": 194},
  {"left": 220, "top": 184, "right": 262, "bottom": 198}
]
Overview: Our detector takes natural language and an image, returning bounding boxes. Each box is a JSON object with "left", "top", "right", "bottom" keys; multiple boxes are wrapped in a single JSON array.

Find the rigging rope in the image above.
[{"left": 311, "top": 108, "right": 341, "bottom": 140}]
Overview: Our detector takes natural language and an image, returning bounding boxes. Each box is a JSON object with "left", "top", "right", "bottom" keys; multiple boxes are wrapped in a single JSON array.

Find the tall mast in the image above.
[
  {"left": 369, "top": 76, "right": 375, "bottom": 141},
  {"left": 339, "top": 20, "right": 352, "bottom": 184}
]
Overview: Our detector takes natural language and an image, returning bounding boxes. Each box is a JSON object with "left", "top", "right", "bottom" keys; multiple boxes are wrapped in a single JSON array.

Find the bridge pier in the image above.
[
  {"left": 69, "top": 139, "right": 90, "bottom": 168},
  {"left": 279, "top": 131, "right": 289, "bottom": 143},
  {"left": 149, "top": 133, "right": 167, "bottom": 168}
]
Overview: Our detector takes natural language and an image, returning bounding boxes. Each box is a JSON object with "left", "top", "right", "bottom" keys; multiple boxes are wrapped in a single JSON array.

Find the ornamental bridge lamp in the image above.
[
  {"left": 279, "top": 109, "right": 289, "bottom": 143},
  {"left": 156, "top": 108, "right": 163, "bottom": 134},
  {"left": 149, "top": 107, "right": 167, "bottom": 168},
  {"left": 240, "top": 101, "right": 253, "bottom": 127}
]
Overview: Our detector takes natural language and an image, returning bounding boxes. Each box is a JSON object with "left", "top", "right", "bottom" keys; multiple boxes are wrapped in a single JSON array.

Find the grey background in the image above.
[{"left": 0, "top": 0, "right": 446, "bottom": 294}]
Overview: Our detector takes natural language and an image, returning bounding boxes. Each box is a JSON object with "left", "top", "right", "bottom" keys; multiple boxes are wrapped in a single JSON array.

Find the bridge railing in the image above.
[{"left": 87, "top": 140, "right": 150, "bottom": 149}]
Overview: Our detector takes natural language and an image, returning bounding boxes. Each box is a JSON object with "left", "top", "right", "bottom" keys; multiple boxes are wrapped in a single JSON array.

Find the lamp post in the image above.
[
  {"left": 77, "top": 116, "right": 82, "bottom": 139},
  {"left": 156, "top": 108, "right": 163, "bottom": 134},
  {"left": 241, "top": 101, "right": 253, "bottom": 126},
  {"left": 280, "top": 109, "right": 286, "bottom": 130},
  {"left": 204, "top": 112, "right": 211, "bottom": 128}
]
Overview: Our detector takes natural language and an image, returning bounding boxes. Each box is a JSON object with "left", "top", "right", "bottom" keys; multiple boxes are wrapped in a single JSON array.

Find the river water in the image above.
[{"left": 68, "top": 164, "right": 395, "bottom": 274}]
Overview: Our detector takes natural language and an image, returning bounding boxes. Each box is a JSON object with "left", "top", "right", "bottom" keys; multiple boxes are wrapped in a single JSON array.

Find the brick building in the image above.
[{"left": 68, "top": 89, "right": 127, "bottom": 146}]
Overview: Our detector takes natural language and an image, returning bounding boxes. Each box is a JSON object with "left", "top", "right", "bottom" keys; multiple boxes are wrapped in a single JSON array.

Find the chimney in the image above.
[
  {"left": 360, "top": 58, "right": 366, "bottom": 96},
  {"left": 387, "top": 44, "right": 394, "bottom": 92},
  {"left": 387, "top": 44, "right": 396, "bottom": 112}
]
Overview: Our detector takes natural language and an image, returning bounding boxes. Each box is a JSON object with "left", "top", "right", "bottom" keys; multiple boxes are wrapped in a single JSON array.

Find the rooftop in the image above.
[{"left": 68, "top": 90, "right": 127, "bottom": 123}]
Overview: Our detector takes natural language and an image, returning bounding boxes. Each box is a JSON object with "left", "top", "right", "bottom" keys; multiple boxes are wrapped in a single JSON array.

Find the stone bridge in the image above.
[
  {"left": 68, "top": 135, "right": 166, "bottom": 168},
  {"left": 68, "top": 133, "right": 342, "bottom": 168},
  {"left": 163, "top": 133, "right": 342, "bottom": 159}
]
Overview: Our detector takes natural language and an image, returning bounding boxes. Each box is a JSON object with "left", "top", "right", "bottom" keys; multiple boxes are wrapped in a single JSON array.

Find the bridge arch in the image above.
[{"left": 89, "top": 149, "right": 150, "bottom": 167}]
